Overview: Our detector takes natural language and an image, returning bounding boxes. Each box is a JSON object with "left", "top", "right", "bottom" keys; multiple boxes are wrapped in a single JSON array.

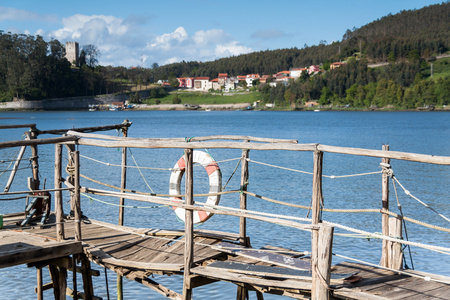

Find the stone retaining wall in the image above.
[{"left": 0, "top": 91, "right": 151, "bottom": 110}]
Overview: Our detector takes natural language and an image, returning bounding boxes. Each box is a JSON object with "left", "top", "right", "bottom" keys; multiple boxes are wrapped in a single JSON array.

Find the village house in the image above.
[
  {"left": 193, "top": 77, "right": 210, "bottom": 91},
  {"left": 290, "top": 67, "right": 307, "bottom": 78},
  {"left": 308, "top": 65, "right": 320, "bottom": 75},
  {"left": 210, "top": 78, "right": 220, "bottom": 90},
  {"left": 330, "top": 62, "right": 345, "bottom": 70}
]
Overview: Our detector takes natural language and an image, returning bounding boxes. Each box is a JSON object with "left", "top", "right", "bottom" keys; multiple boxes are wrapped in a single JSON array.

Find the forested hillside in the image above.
[
  {"left": 0, "top": 2, "right": 448, "bottom": 109},
  {"left": 152, "top": 2, "right": 449, "bottom": 78}
]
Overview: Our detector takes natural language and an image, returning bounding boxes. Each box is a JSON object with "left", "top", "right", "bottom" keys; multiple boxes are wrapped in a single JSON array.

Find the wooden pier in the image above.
[{"left": 0, "top": 122, "right": 449, "bottom": 299}]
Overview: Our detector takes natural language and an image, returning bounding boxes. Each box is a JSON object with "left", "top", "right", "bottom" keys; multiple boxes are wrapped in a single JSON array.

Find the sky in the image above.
[{"left": 0, "top": 0, "right": 443, "bottom": 68}]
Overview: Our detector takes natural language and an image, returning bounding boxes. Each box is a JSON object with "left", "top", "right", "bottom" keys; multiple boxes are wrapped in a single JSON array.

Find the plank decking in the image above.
[{"left": 1, "top": 213, "right": 449, "bottom": 299}]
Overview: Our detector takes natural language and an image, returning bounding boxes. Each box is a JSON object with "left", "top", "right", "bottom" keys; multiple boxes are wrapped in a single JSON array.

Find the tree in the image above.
[
  {"left": 82, "top": 44, "right": 100, "bottom": 68},
  {"left": 168, "top": 75, "right": 179, "bottom": 88}
]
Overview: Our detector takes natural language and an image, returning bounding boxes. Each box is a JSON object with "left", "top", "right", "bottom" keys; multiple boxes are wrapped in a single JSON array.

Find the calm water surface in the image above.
[{"left": 0, "top": 110, "right": 449, "bottom": 299}]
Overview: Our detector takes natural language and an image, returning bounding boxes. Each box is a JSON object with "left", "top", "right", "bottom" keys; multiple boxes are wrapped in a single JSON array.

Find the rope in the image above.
[
  {"left": 391, "top": 177, "right": 415, "bottom": 270},
  {"left": 80, "top": 173, "right": 239, "bottom": 198},
  {"left": 392, "top": 176, "right": 450, "bottom": 223},
  {"left": 80, "top": 154, "right": 171, "bottom": 171},
  {"left": 323, "top": 220, "right": 450, "bottom": 254},
  {"left": 333, "top": 253, "right": 450, "bottom": 285},
  {"left": 247, "top": 158, "right": 382, "bottom": 178},
  {"left": 243, "top": 190, "right": 381, "bottom": 213},
  {"left": 128, "top": 148, "right": 155, "bottom": 194},
  {"left": 222, "top": 156, "right": 241, "bottom": 190},
  {"left": 81, "top": 193, "right": 166, "bottom": 209},
  {"left": 315, "top": 265, "right": 331, "bottom": 290}
]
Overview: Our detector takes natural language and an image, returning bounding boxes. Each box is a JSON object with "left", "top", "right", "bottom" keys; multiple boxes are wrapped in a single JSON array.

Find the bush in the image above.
[{"left": 172, "top": 95, "right": 181, "bottom": 104}]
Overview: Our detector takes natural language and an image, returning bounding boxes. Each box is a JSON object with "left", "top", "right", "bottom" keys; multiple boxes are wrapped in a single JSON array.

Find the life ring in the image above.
[{"left": 169, "top": 150, "right": 222, "bottom": 224}]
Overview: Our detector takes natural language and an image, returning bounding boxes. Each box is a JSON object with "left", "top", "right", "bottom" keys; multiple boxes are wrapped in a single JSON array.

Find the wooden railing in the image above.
[{"left": 1, "top": 123, "right": 448, "bottom": 300}]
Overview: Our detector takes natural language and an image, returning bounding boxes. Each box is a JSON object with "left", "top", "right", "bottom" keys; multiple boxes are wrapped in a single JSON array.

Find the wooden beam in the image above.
[
  {"left": 0, "top": 124, "right": 36, "bottom": 130},
  {"left": 37, "top": 121, "right": 132, "bottom": 135},
  {"left": 4, "top": 144, "right": 27, "bottom": 192},
  {"left": 0, "top": 135, "right": 79, "bottom": 149},
  {"left": 67, "top": 134, "right": 450, "bottom": 165},
  {"left": 66, "top": 131, "right": 297, "bottom": 144}
]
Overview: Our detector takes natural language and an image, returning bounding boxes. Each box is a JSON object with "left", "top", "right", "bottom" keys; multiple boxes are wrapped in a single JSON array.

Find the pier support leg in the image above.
[
  {"left": 48, "top": 265, "right": 67, "bottom": 300},
  {"left": 80, "top": 255, "right": 94, "bottom": 300},
  {"left": 37, "top": 267, "right": 43, "bottom": 300}
]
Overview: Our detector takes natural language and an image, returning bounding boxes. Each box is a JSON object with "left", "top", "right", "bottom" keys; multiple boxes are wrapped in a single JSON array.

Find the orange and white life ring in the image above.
[{"left": 169, "top": 150, "right": 222, "bottom": 224}]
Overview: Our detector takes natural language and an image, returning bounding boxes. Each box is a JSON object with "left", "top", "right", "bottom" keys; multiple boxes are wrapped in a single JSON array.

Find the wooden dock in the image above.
[
  {"left": 1, "top": 213, "right": 449, "bottom": 299},
  {"left": 1, "top": 122, "right": 449, "bottom": 299}
]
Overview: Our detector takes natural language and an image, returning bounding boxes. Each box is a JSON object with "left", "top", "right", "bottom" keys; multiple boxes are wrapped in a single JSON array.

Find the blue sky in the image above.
[{"left": 0, "top": 0, "right": 443, "bottom": 68}]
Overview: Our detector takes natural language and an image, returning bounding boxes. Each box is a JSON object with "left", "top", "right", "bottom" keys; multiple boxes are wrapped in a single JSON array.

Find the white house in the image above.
[
  {"left": 194, "top": 77, "right": 210, "bottom": 91},
  {"left": 290, "top": 68, "right": 307, "bottom": 78}
]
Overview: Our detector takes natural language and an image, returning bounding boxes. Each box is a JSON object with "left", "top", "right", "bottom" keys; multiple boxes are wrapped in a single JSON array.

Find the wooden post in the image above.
[
  {"left": 4, "top": 145, "right": 26, "bottom": 192},
  {"left": 57, "top": 266, "right": 68, "bottom": 300},
  {"left": 73, "top": 151, "right": 82, "bottom": 241},
  {"left": 117, "top": 121, "right": 128, "bottom": 300},
  {"left": 67, "top": 144, "right": 76, "bottom": 217},
  {"left": 183, "top": 149, "right": 194, "bottom": 299},
  {"left": 239, "top": 147, "right": 249, "bottom": 245},
  {"left": 311, "top": 149, "right": 323, "bottom": 299},
  {"left": 118, "top": 121, "right": 128, "bottom": 225},
  {"left": 28, "top": 127, "right": 40, "bottom": 190},
  {"left": 80, "top": 255, "right": 94, "bottom": 299},
  {"left": 37, "top": 267, "right": 43, "bottom": 300},
  {"left": 389, "top": 216, "right": 403, "bottom": 270},
  {"left": 55, "top": 144, "right": 65, "bottom": 241},
  {"left": 315, "top": 225, "right": 334, "bottom": 300},
  {"left": 381, "top": 144, "right": 390, "bottom": 267},
  {"left": 72, "top": 255, "right": 78, "bottom": 300},
  {"left": 237, "top": 147, "right": 251, "bottom": 300}
]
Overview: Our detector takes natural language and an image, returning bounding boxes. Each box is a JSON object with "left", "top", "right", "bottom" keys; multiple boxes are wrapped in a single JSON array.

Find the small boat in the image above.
[{"left": 314, "top": 109, "right": 320, "bottom": 112}]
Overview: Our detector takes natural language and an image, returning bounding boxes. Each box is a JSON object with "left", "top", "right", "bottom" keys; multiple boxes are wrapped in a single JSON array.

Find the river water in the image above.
[{"left": 0, "top": 110, "right": 449, "bottom": 299}]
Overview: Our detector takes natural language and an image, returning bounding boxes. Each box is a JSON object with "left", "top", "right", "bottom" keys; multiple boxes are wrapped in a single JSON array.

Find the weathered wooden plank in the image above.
[
  {"left": 66, "top": 131, "right": 298, "bottom": 144},
  {"left": 214, "top": 242, "right": 311, "bottom": 270},
  {"left": 83, "top": 244, "right": 183, "bottom": 272},
  {"left": 206, "top": 261, "right": 352, "bottom": 283},
  {"left": 0, "top": 123, "right": 36, "bottom": 130},
  {"left": 68, "top": 134, "right": 450, "bottom": 165},
  {"left": 333, "top": 288, "right": 390, "bottom": 300},
  {"left": 0, "top": 136, "right": 79, "bottom": 149},
  {"left": 0, "top": 231, "right": 82, "bottom": 268},
  {"left": 191, "top": 266, "right": 312, "bottom": 290}
]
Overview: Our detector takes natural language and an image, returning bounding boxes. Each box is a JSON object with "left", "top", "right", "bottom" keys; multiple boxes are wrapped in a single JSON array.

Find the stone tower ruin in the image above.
[{"left": 65, "top": 42, "right": 79, "bottom": 67}]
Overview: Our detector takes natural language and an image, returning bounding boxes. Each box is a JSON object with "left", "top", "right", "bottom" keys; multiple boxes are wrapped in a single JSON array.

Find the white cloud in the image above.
[
  {"left": 44, "top": 13, "right": 252, "bottom": 67},
  {"left": 147, "top": 27, "right": 252, "bottom": 65},
  {"left": 51, "top": 14, "right": 129, "bottom": 42},
  {"left": 215, "top": 41, "right": 253, "bottom": 57},
  {"left": 149, "top": 27, "right": 188, "bottom": 50}
]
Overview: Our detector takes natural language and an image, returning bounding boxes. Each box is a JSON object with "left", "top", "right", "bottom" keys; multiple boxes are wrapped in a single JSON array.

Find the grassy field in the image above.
[{"left": 430, "top": 57, "right": 450, "bottom": 80}]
